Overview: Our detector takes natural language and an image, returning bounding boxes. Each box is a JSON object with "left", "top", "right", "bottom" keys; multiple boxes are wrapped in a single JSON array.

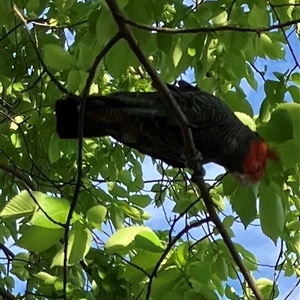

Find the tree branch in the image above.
[
  {"left": 0, "top": 162, "right": 36, "bottom": 190},
  {"left": 105, "top": 1, "right": 264, "bottom": 299},
  {"left": 0, "top": 287, "right": 17, "bottom": 300},
  {"left": 121, "top": 15, "right": 300, "bottom": 35},
  {"left": 105, "top": 0, "right": 201, "bottom": 175},
  {"left": 0, "top": 243, "right": 15, "bottom": 259},
  {"left": 269, "top": 1, "right": 300, "bottom": 68}
]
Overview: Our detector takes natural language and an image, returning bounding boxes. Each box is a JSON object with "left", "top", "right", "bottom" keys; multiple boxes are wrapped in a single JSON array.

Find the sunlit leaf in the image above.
[
  {"left": 17, "top": 226, "right": 64, "bottom": 252},
  {"left": 86, "top": 205, "right": 107, "bottom": 230}
]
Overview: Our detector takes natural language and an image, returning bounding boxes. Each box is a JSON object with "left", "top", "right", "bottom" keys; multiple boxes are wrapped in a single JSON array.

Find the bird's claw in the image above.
[{"left": 184, "top": 150, "right": 205, "bottom": 181}]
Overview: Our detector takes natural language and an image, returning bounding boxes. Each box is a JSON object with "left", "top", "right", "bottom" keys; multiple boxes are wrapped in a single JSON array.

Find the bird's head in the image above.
[{"left": 234, "top": 139, "right": 278, "bottom": 185}]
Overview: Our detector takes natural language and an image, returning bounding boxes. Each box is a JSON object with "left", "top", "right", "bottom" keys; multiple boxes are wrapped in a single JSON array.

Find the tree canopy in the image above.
[{"left": 0, "top": 0, "right": 299, "bottom": 299}]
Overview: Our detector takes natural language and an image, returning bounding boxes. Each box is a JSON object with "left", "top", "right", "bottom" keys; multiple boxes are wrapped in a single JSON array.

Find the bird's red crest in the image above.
[{"left": 243, "top": 139, "right": 278, "bottom": 183}]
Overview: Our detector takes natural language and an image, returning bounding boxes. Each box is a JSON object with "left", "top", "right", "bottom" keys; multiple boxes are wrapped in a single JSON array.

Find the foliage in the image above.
[{"left": 0, "top": 0, "right": 299, "bottom": 299}]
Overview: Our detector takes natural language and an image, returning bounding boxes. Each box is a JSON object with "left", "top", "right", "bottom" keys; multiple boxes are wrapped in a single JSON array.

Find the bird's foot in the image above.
[
  {"left": 184, "top": 150, "right": 205, "bottom": 180},
  {"left": 184, "top": 149, "right": 202, "bottom": 167}
]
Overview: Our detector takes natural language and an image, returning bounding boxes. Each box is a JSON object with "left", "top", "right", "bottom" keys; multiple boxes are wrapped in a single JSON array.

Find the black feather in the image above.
[{"left": 55, "top": 83, "right": 259, "bottom": 172}]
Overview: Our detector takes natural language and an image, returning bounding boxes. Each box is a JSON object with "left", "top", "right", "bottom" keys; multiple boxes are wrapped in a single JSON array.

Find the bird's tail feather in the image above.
[
  {"left": 55, "top": 98, "right": 80, "bottom": 139},
  {"left": 55, "top": 93, "right": 167, "bottom": 139}
]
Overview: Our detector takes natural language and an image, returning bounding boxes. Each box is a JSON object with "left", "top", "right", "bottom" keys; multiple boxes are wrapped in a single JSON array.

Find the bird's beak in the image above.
[{"left": 232, "top": 173, "right": 254, "bottom": 186}]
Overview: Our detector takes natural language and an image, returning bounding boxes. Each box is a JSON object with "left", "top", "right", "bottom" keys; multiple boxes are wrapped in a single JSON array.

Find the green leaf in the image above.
[
  {"left": 134, "top": 230, "right": 164, "bottom": 252},
  {"left": 184, "top": 290, "right": 201, "bottom": 300},
  {"left": 235, "top": 112, "right": 256, "bottom": 131},
  {"left": 51, "top": 222, "right": 92, "bottom": 267},
  {"left": 223, "top": 216, "right": 234, "bottom": 228},
  {"left": 10, "top": 133, "right": 22, "bottom": 148},
  {"left": 151, "top": 267, "right": 182, "bottom": 299},
  {"left": 216, "top": 256, "right": 228, "bottom": 281},
  {"left": 110, "top": 204, "right": 124, "bottom": 230},
  {"left": 235, "top": 243, "right": 258, "bottom": 271},
  {"left": 67, "top": 69, "right": 83, "bottom": 93},
  {"left": 129, "top": 194, "right": 152, "bottom": 207},
  {"left": 157, "top": 33, "right": 174, "bottom": 54},
  {"left": 187, "top": 261, "right": 211, "bottom": 283},
  {"left": 288, "top": 85, "right": 300, "bottom": 103},
  {"left": 68, "top": 222, "right": 92, "bottom": 265},
  {"left": 34, "top": 272, "right": 57, "bottom": 284},
  {"left": 222, "top": 91, "right": 253, "bottom": 116},
  {"left": 108, "top": 182, "right": 129, "bottom": 198},
  {"left": 225, "top": 284, "right": 239, "bottom": 300},
  {"left": 17, "top": 226, "right": 64, "bottom": 252},
  {"left": 277, "top": 103, "right": 300, "bottom": 140},
  {"left": 118, "top": 169, "right": 132, "bottom": 186},
  {"left": 257, "top": 33, "right": 285, "bottom": 60},
  {"left": 117, "top": 201, "right": 142, "bottom": 220},
  {"left": 225, "top": 52, "right": 247, "bottom": 82},
  {"left": 261, "top": 102, "right": 300, "bottom": 145},
  {"left": 27, "top": 0, "right": 40, "bottom": 11},
  {"left": 222, "top": 175, "right": 238, "bottom": 196},
  {"left": 231, "top": 185, "right": 257, "bottom": 227},
  {"left": 123, "top": 250, "right": 162, "bottom": 283},
  {"left": 30, "top": 196, "right": 73, "bottom": 229},
  {"left": 259, "top": 182, "right": 285, "bottom": 243},
  {"left": 276, "top": 139, "right": 300, "bottom": 170},
  {"left": 245, "top": 63, "right": 258, "bottom": 91},
  {"left": 0, "top": 190, "right": 41, "bottom": 219},
  {"left": 248, "top": 4, "right": 269, "bottom": 27},
  {"left": 10, "top": 266, "right": 29, "bottom": 281},
  {"left": 105, "top": 40, "right": 138, "bottom": 78},
  {"left": 256, "top": 278, "right": 279, "bottom": 299},
  {"left": 48, "top": 133, "right": 60, "bottom": 164},
  {"left": 174, "top": 242, "right": 188, "bottom": 267},
  {"left": 212, "top": 10, "right": 228, "bottom": 25},
  {"left": 264, "top": 79, "right": 285, "bottom": 105},
  {"left": 291, "top": 72, "right": 300, "bottom": 85},
  {"left": 173, "top": 40, "right": 183, "bottom": 67},
  {"left": 43, "top": 44, "right": 75, "bottom": 71},
  {"left": 105, "top": 226, "right": 160, "bottom": 253},
  {"left": 86, "top": 205, "right": 107, "bottom": 230}
]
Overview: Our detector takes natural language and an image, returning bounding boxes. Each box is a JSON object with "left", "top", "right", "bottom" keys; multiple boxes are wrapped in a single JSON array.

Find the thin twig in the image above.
[
  {"left": 0, "top": 162, "right": 36, "bottom": 190},
  {"left": 62, "top": 30, "right": 123, "bottom": 299},
  {"left": 115, "top": 254, "right": 151, "bottom": 278},
  {"left": 271, "top": 241, "right": 284, "bottom": 300},
  {"left": 12, "top": 3, "right": 69, "bottom": 95},
  {"left": 0, "top": 243, "right": 15, "bottom": 259},
  {"left": 0, "top": 22, "right": 22, "bottom": 42},
  {"left": 80, "top": 31, "right": 122, "bottom": 97},
  {"left": 21, "top": 70, "right": 46, "bottom": 93},
  {"left": 269, "top": 1, "right": 300, "bottom": 68},
  {"left": 146, "top": 218, "right": 210, "bottom": 299},
  {"left": 250, "top": 62, "right": 266, "bottom": 82},
  {"left": 121, "top": 16, "right": 300, "bottom": 35},
  {"left": 193, "top": 175, "right": 263, "bottom": 299},
  {"left": 283, "top": 279, "right": 300, "bottom": 300}
]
